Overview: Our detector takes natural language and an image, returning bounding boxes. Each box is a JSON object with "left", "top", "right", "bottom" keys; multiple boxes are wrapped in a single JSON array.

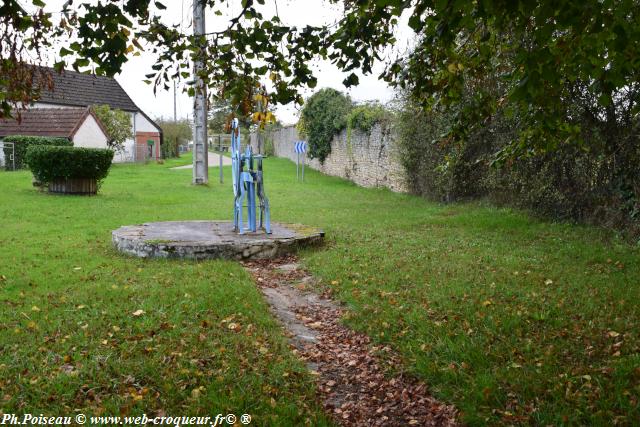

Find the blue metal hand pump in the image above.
[{"left": 231, "top": 118, "right": 271, "bottom": 234}]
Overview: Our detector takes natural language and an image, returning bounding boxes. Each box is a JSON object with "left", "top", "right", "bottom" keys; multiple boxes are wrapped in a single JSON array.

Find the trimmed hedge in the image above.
[
  {"left": 2, "top": 135, "right": 72, "bottom": 170},
  {"left": 25, "top": 146, "right": 114, "bottom": 185}
]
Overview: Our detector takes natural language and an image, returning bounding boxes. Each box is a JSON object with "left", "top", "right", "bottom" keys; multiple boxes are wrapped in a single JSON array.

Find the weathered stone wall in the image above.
[{"left": 252, "top": 124, "right": 407, "bottom": 192}]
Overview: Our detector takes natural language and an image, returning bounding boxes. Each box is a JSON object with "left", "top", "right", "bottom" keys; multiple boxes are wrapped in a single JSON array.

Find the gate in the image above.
[{"left": 0, "top": 142, "right": 16, "bottom": 171}]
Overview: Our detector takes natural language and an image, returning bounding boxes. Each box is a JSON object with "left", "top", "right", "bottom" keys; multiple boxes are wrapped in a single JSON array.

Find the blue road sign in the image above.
[{"left": 294, "top": 141, "right": 307, "bottom": 153}]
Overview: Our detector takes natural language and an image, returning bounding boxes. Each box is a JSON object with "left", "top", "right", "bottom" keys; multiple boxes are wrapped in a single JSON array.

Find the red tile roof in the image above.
[{"left": 0, "top": 107, "right": 106, "bottom": 139}]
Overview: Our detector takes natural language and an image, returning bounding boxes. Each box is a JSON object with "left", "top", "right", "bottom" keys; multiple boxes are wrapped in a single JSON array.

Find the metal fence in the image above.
[{"left": 0, "top": 142, "right": 16, "bottom": 171}]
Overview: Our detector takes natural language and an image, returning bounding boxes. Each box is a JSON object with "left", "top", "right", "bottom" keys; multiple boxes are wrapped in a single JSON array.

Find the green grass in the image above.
[
  {"left": 0, "top": 157, "right": 331, "bottom": 425},
  {"left": 1, "top": 155, "right": 639, "bottom": 425}
]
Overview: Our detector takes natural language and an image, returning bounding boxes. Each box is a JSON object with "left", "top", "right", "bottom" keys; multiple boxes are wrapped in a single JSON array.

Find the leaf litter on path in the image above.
[{"left": 243, "top": 256, "right": 459, "bottom": 427}]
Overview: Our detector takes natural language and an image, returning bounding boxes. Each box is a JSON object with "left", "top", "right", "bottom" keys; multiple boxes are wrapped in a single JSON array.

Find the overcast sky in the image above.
[{"left": 38, "top": 0, "right": 414, "bottom": 125}]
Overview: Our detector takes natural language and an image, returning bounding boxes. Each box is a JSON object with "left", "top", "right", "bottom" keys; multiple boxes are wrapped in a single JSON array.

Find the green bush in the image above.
[
  {"left": 156, "top": 118, "right": 192, "bottom": 159},
  {"left": 2, "top": 135, "right": 72, "bottom": 170},
  {"left": 396, "top": 91, "right": 640, "bottom": 237},
  {"left": 300, "top": 88, "right": 352, "bottom": 162},
  {"left": 263, "top": 137, "right": 275, "bottom": 156},
  {"left": 347, "top": 103, "right": 390, "bottom": 133},
  {"left": 25, "top": 146, "right": 114, "bottom": 186}
]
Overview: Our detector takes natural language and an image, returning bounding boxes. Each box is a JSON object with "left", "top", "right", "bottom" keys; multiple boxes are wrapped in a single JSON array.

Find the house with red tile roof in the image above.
[
  {"left": 0, "top": 67, "right": 162, "bottom": 163},
  {"left": 0, "top": 107, "right": 109, "bottom": 147}
]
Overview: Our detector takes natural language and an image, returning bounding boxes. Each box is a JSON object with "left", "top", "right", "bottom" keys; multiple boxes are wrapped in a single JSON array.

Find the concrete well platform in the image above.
[{"left": 112, "top": 221, "right": 324, "bottom": 260}]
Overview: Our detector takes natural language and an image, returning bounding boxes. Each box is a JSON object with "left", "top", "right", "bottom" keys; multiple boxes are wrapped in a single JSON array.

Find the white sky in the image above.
[{"left": 37, "top": 0, "right": 414, "bottom": 125}]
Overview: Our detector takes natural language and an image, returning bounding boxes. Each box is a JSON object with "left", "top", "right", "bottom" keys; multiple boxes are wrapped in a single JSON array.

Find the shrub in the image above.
[
  {"left": 300, "top": 88, "right": 352, "bottom": 162},
  {"left": 2, "top": 135, "right": 72, "bottom": 170},
  {"left": 347, "top": 103, "right": 390, "bottom": 133},
  {"left": 156, "top": 118, "right": 192, "bottom": 159},
  {"left": 396, "top": 90, "right": 640, "bottom": 237},
  {"left": 263, "top": 137, "right": 275, "bottom": 156},
  {"left": 25, "top": 145, "right": 114, "bottom": 186}
]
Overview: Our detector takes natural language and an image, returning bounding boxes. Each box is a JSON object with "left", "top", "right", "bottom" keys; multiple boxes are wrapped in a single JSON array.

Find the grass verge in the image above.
[
  {"left": 0, "top": 157, "right": 330, "bottom": 425},
  {"left": 1, "top": 154, "right": 639, "bottom": 425}
]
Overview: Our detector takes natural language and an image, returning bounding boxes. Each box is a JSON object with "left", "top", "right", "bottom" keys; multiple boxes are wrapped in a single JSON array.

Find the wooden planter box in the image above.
[{"left": 48, "top": 177, "right": 97, "bottom": 195}]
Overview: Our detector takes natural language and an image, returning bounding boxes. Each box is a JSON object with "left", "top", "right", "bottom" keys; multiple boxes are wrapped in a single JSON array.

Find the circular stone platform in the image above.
[{"left": 112, "top": 221, "right": 324, "bottom": 260}]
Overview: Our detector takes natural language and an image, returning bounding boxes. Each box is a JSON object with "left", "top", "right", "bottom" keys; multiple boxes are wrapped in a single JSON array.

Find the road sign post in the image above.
[
  {"left": 218, "top": 135, "right": 223, "bottom": 184},
  {"left": 294, "top": 141, "right": 307, "bottom": 182}
]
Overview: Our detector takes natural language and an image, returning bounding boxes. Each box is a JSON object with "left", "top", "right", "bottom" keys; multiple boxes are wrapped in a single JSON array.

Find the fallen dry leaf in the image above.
[{"left": 243, "top": 256, "right": 460, "bottom": 427}]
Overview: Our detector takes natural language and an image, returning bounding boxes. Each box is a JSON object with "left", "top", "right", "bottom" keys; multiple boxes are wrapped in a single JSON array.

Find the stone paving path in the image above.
[
  {"left": 170, "top": 152, "right": 232, "bottom": 169},
  {"left": 243, "top": 256, "right": 459, "bottom": 427}
]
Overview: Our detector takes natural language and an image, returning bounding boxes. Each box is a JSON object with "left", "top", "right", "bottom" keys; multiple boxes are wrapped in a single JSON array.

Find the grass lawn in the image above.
[{"left": 1, "top": 154, "right": 639, "bottom": 425}]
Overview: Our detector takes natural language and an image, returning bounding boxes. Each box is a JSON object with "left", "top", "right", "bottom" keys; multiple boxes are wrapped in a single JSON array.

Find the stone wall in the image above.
[{"left": 252, "top": 124, "right": 407, "bottom": 192}]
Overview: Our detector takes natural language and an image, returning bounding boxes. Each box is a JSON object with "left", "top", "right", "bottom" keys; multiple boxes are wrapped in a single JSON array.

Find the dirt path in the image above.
[
  {"left": 243, "top": 257, "right": 459, "bottom": 427},
  {"left": 170, "top": 152, "right": 231, "bottom": 169}
]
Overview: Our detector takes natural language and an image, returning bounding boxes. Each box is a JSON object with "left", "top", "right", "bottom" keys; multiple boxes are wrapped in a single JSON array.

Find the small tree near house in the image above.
[
  {"left": 156, "top": 118, "right": 192, "bottom": 158},
  {"left": 92, "top": 105, "right": 133, "bottom": 151}
]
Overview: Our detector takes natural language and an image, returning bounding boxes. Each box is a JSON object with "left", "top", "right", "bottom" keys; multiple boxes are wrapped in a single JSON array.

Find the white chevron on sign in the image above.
[{"left": 294, "top": 141, "right": 307, "bottom": 153}]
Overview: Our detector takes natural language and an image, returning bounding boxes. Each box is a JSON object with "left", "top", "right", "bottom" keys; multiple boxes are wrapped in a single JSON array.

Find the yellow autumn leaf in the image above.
[{"left": 265, "top": 112, "right": 275, "bottom": 123}]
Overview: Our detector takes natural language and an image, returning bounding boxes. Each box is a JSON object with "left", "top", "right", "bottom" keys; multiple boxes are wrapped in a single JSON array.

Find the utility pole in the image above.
[{"left": 192, "top": 0, "right": 208, "bottom": 184}]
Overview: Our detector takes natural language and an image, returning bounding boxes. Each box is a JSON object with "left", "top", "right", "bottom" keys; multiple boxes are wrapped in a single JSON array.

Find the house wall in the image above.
[
  {"left": 131, "top": 113, "right": 161, "bottom": 161},
  {"left": 114, "top": 112, "right": 136, "bottom": 163},
  {"left": 31, "top": 103, "right": 162, "bottom": 162},
  {"left": 32, "top": 103, "right": 155, "bottom": 163},
  {"left": 134, "top": 113, "right": 159, "bottom": 133},
  {"left": 252, "top": 124, "right": 408, "bottom": 193},
  {"left": 72, "top": 115, "right": 109, "bottom": 149},
  {"left": 135, "top": 131, "right": 161, "bottom": 161}
]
